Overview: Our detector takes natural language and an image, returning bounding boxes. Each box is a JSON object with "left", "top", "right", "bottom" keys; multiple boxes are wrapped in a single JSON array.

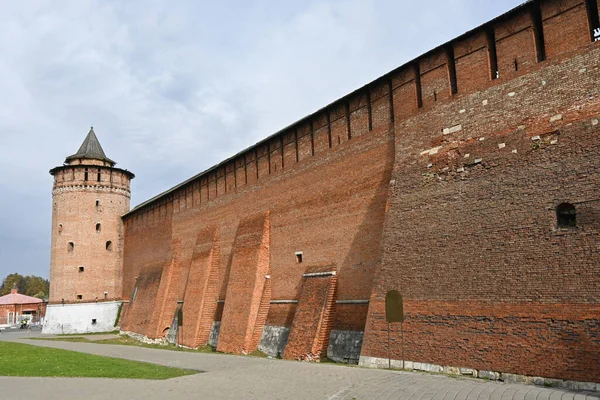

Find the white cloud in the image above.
[{"left": 0, "top": 0, "right": 524, "bottom": 277}]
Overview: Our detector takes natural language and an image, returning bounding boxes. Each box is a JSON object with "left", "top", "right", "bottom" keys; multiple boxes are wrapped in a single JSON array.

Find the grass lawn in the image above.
[
  {"left": 31, "top": 335, "right": 217, "bottom": 353},
  {"left": 0, "top": 341, "right": 199, "bottom": 379}
]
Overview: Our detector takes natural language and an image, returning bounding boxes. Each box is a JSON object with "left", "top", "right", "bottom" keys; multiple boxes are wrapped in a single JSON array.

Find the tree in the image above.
[
  {"left": 0, "top": 273, "right": 25, "bottom": 296},
  {"left": 24, "top": 276, "right": 49, "bottom": 299},
  {"left": 0, "top": 273, "right": 49, "bottom": 298}
]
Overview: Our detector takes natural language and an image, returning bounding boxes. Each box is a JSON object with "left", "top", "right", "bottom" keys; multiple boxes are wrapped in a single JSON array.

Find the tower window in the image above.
[
  {"left": 96, "top": 223, "right": 101, "bottom": 232},
  {"left": 84, "top": 168, "right": 88, "bottom": 181},
  {"left": 77, "top": 295, "right": 82, "bottom": 300},
  {"left": 68, "top": 242, "right": 74, "bottom": 252},
  {"left": 58, "top": 224, "right": 63, "bottom": 235},
  {"left": 95, "top": 200, "right": 100, "bottom": 207},
  {"left": 295, "top": 251, "right": 303, "bottom": 264},
  {"left": 97, "top": 171, "right": 101, "bottom": 182},
  {"left": 79, "top": 266, "right": 84, "bottom": 272},
  {"left": 106, "top": 241, "right": 113, "bottom": 251},
  {"left": 556, "top": 203, "right": 576, "bottom": 228},
  {"left": 91, "top": 319, "right": 97, "bottom": 325}
]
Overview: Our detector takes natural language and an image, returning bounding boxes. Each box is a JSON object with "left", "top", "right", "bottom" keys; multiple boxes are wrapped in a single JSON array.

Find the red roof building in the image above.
[{"left": 0, "top": 285, "right": 47, "bottom": 326}]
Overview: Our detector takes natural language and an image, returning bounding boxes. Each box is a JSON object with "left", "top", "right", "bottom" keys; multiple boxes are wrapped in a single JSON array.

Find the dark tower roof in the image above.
[{"left": 65, "top": 127, "right": 116, "bottom": 166}]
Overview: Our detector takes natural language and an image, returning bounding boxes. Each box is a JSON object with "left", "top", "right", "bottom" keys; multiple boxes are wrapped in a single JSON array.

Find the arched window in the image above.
[
  {"left": 106, "top": 241, "right": 113, "bottom": 251},
  {"left": 96, "top": 223, "right": 101, "bottom": 232},
  {"left": 68, "top": 242, "right": 74, "bottom": 252},
  {"left": 556, "top": 203, "right": 576, "bottom": 228}
]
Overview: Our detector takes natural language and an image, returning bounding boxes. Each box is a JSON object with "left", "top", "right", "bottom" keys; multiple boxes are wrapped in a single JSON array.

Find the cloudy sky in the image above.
[{"left": 0, "top": 0, "right": 523, "bottom": 280}]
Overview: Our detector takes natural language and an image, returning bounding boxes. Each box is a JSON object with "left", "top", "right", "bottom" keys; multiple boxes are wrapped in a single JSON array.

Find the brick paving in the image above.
[{"left": 1, "top": 332, "right": 598, "bottom": 400}]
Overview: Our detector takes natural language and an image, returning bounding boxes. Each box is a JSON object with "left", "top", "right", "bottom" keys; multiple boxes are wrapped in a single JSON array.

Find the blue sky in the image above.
[{"left": 0, "top": 0, "right": 524, "bottom": 279}]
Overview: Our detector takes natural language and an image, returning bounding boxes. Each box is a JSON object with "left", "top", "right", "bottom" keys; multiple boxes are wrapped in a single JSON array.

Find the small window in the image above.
[
  {"left": 97, "top": 171, "right": 101, "bottom": 182},
  {"left": 84, "top": 168, "right": 88, "bottom": 181},
  {"left": 68, "top": 242, "right": 74, "bottom": 252},
  {"left": 106, "top": 241, "right": 113, "bottom": 251},
  {"left": 78, "top": 266, "right": 84, "bottom": 272},
  {"left": 95, "top": 200, "right": 100, "bottom": 207},
  {"left": 58, "top": 224, "right": 63, "bottom": 235},
  {"left": 76, "top": 295, "right": 82, "bottom": 300},
  {"left": 104, "top": 292, "right": 108, "bottom": 299},
  {"left": 96, "top": 223, "right": 101, "bottom": 232},
  {"left": 295, "top": 252, "right": 303, "bottom": 264},
  {"left": 557, "top": 203, "right": 576, "bottom": 228},
  {"left": 91, "top": 319, "right": 97, "bottom": 325}
]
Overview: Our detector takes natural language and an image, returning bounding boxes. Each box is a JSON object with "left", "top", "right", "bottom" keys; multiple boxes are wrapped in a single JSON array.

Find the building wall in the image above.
[
  {"left": 49, "top": 163, "right": 131, "bottom": 303},
  {"left": 362, "top": 0, "right": 600, "bottom": 384},
  {"left": 120, "top": 121, "right": 395, "bottom": 346},
  {"left": 0, "top": 303, "right": 46, "bottom": 325},
  {"left": 117, "top": 0, "right": 600, "bottom": 383},
  {"left": 42, "top": 302, "right": 120, "bottom": 334}
]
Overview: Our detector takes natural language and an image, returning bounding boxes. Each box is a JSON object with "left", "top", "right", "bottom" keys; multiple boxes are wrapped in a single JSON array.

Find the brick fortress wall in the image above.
[
  {"left": 119, "top": 0, "right": 600, "bottom": 382},
  {"left": 50, "top": 160, "right": 131, "bottom": 304}
]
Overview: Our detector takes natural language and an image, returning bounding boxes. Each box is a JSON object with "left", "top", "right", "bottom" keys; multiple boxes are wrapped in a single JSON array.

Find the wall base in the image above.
[
  {"left": 42, "top": 302, "right": 121, "bottom": 334},
  {"left": 208, "top": 321, "right": 220, "bottom": 348},
  {"left": 358, "top": 356, "right": 599, "bottom": 392},
  {"left": 258, "top": 325, "right": 290, "bottom": 357},
  {"left": 327, "top": 330, "right": 363, "bottom": 364}
]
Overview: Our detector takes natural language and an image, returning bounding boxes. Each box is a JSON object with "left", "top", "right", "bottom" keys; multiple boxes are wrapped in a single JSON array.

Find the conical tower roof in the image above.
[{"left": 65, "top": 127, "right": 115, "bottom": 166}]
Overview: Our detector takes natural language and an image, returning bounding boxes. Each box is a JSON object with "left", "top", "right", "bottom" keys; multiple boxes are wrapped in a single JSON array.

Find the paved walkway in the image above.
[{"left": 1, "top": 331, "right": 598, "bottom": 400}]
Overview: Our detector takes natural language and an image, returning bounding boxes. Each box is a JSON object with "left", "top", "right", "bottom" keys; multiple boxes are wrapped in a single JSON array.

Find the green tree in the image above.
[
  {"left": 0, "top": 273, "right": 49, "bottom": 298},
  {"left": 24, "top": 276, "right": 49, "bottom": 298},
  {"left": 0, "top": 273, "right": 25, "bottom": 296}
]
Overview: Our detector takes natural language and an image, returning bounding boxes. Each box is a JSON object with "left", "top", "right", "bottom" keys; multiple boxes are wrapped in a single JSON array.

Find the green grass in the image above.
[
  {"left": 0, "top": 341, "right": 199, "bottom": 379},
  {"left": 31, "top": 335, "right": 217, "bottom": 353},
  {"left": 56, "top": 330, "right": 120, "bottom": 336}
]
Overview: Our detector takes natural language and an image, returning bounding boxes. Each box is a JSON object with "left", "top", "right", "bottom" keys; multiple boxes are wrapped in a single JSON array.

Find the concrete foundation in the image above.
[
  {"left": 42, "top": 301, "right": 121, "bottom": 334},
  {"left": 258, "top": 325, "right": 290, "bottom": 358},
  {"left": 208, "top": 321, "right": 220, "bottom": 348},
  {"left": 327, "top": 330, "right": 363, "bottom": 364}
]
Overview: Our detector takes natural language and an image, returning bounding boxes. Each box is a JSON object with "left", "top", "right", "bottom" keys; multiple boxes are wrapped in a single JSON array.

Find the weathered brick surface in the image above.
[
  {"left": 217, "top": 212, "right": 271, "bottom": 354},
  {"left": 180, "top": 227, "right": 220, "bottom": 348},
  {"left": 363, "top": 5, "right": 600, "bottom": 381},
  {"left": 114, "top": 0, "right": 600, "bottom": 383},
  {"left": 50, "top": 157, "right": 132, "bottom": 304},
  {"left": 284, "top": 266, "right": 337, "bottom": 361}
]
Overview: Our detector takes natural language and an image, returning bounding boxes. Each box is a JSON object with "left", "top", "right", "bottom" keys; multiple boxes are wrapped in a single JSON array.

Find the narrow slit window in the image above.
[
  {"left": 68, "top": 242, "right": 74, "bottom": 252},
  {"left": 106, "top": 241, "right": 113, "bottom": 251},
  {"left": 84, "top": 168, "right": 88, "bottom": 181},
  {"left": 91, "top": 319, "right": 97, "bottom": 325},
  {"left": 96, "top": 223, "right": 101, "bottom": 232},
  {"left": 97, "top": 171, "right": 101, "bottom": 182},
  {"left": 79, "top": 266, "right": 84, "bottom": 272},
  {"left": 95, "top": 200, "right": 100, "bottom": 207},
  {"left": 585, "top": 0, "right": 600, "bottom": 41},
  {"left": 556, "top": 203, "right": 576, "bottom": 228},
  {"left": 295, "top": 252, "right": 303, "bottom": 264},
  {"left": 77, "top": 294, "right": 82, "bottom": 300},
  {"left": 58, "top": 224, "right": 63, "bottom": 235}
]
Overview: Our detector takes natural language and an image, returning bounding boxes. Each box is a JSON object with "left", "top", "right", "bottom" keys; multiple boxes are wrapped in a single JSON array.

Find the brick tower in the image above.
[{"left": 43, "top": 128, "right": 134, "bottom": 334}]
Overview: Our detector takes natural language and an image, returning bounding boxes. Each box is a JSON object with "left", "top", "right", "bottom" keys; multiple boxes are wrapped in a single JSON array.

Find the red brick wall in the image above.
[
  {"left": 50, "top": 162, "right": 131, "bottom": 304},
  {"left": 180, "top": 227, "right": 220, "bottom": 348},
  {"left": 363, "top": 14, "right": 600, "bottom": 381},
  {"left": 284, "top": 266, "right": 337, "bottom": 360},
  {"left": 217, "top": 212, "right": 271, "bottom": 354},
  {"left": 542, "top": 0, "right": 589, "bottom": 58},
  {"left": 118, "top": 0, "right": 600, "bottom": 382}
]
